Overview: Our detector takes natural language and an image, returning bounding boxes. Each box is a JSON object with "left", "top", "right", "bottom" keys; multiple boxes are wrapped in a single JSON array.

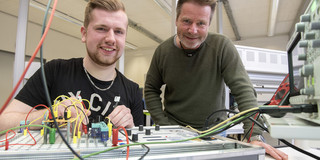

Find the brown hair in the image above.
[
  {"left": 83, "top": 0, "right": 126, "bottom": 28},
  {"left": 176, "top": 0, "right": 216, "bottom": 23}
]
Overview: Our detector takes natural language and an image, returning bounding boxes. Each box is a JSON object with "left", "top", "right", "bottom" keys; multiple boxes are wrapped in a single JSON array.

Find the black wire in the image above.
[
  {"left": 248, "top": 112, "right": 320, "bottom": 160},
  {"left": 279, "top": 139, "right": 320, "bottom": 160},
  {"left": 39, "top": 1, "right": 83, "bottom": 159},
  {"left": 119, "top": 130, "right": 150, "bottom": 159},
  {"left": 204, "top": 109, "right": 264, "bottom": 130},
  {"left": 66, "top": 105, "right": 89, "bottom": 124},
  {"left": 241, "top": 126, "right": 251, "bottom": 141},
  {"left": 241, "top": 113, "right": 262, "bottom": 141},
  {"left": 201, "top": 111, "right": 259, "bottom": 137},
  {"left": 206, "top": 109, "right": 320, "bottom": 159},
  {"left": 138, "top": 144, "right": 150, "bottom": 160}
]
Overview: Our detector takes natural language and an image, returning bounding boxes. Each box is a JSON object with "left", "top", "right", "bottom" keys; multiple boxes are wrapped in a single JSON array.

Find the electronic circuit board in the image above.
[{"left": 0, "top": 125, "right": 264, "bottom": 160}]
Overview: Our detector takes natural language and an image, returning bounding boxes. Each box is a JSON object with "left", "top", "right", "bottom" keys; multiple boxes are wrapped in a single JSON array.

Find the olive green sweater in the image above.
[{"left": 145, "top": 33, "right": 262, "bottom": 137}]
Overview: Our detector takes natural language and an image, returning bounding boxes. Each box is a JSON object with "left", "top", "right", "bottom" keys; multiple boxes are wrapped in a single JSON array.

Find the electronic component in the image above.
[
  {"left": 265, "top": 0, "right": 320, "bottom": 139},
  {"left": 0, "top": 126, "right": 264, "bottom": 159}
]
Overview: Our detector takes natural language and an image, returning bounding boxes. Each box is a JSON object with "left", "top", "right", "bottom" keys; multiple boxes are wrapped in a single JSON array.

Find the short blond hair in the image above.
[{"left": 83, "top": 0, "right": 126, "bottom": 28}]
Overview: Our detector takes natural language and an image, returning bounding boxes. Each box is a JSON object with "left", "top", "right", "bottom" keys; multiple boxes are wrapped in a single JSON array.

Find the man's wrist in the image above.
[{"left": 250, "top": 135, "right": 265, "bottom": 143}]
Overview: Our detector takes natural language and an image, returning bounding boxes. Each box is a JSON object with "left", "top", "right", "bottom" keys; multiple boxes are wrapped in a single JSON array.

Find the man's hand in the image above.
[
  {"left": 250, "top": 140, "right": 288, "bottom": 160},
  {"left": 108, "top": 105, "right": 134, "bottom": 128},
  {"left": 56, "top": 97, "right": 91, "bottom": 132}
]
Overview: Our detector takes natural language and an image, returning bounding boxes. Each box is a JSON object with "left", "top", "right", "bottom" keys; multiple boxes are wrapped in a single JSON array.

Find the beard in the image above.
[
  {"left": 177, "top": 32, "right": 207, "bottom": 49},
  {"left": 87, "top": 48, "right": 120, "bottom": 67}
]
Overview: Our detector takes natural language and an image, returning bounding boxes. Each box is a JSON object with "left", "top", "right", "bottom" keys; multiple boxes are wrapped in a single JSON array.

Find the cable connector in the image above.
[
  {"left": 113, "top": 96, "right": 121, "bottom": 108},
  {"left": 5, "top": 140, "right": 9, "bottom": 150},
  {"left": 259, "top": 104, "right": 318, "bottom": 118}
]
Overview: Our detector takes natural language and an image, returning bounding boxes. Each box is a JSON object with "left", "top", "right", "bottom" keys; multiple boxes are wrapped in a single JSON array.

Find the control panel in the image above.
[
  {"left": 292, "top": 0, "right": 320, "bottom": 124},
  {"left": 265, "top": 0, "right": 320, "bottom": 140},
  {"left": 0, "top": 125, "right": 264, "bottom": 160}
]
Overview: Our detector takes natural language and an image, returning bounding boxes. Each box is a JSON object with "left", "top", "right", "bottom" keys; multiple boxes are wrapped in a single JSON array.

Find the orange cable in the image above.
[
  {"left": 118, "top": 126, "right": 130, "bottom": 160},
  {"left": 0, "top": 0, "right": 58, "bottom": 115}
]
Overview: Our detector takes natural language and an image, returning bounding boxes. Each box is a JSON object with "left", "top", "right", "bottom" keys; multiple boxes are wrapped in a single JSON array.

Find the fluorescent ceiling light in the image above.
[
  {"left": 125, "top": 42, "right": 138, "bottom": 50},
  {"left": 30, "top": 0, "right": 138, "bottom": 50},
  {"left": 268, "top": 0, "right": 279, "bottom": 36},
  {"left": 30, "top": 0, "right": 83, "bottom": 26},
  {"left": 154, "top": 0, "right": 173, "bottom": 15}
]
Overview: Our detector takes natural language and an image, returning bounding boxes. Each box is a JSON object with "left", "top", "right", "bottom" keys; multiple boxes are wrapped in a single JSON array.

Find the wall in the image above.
[
  {"left": 233, "top": 34, "right": 289, "bottom": 51},
  {"left": 0, "top": 12, "right": 86, "bottom": 60},
  {"left": 124, "top": 48, "right": 155, "bottom": 88},
  {"left": 0, "top": 10, "right": 289, "bottom": 108},
  {"left": 124, "top": 34, "right": 289, "bottom": 88},
  {"left": 0, "top": 11, "right": 85, "bottom": 108}
]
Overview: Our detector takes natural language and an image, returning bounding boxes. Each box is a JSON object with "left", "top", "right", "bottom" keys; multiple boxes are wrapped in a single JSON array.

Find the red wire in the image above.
[
  {"left": 0, "top": 130, "right": 16, "bottom": 143},
  {"left": 117, "top": 126, "right": 130, "bottom": 160},
  {"left": 247, "top": 113, "right": 259, "bottom": 142},
  {"left": 23, "top": 104, "right": 51, "bottom": 146},
  {"left": 0, "top": 0, "right": 58, "bottom": 116},
  {"left": 0, "top": 104, "right": 51, "bottom": 149},
  {"left": 0, "top": 130, "right": 16, "bottom": 148}
]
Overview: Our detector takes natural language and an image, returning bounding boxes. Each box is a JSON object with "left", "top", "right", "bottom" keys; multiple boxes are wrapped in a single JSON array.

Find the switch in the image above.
[
  {"left": 299, "top": 64, "right": 314, "bottom": 77},
  {"left": 299, "top": 41, "right": 308, "bottom": 48},
  {"left": 311, "top": 22, "right": 320, "bottom": 30},
  {"left": 312, "top": 40, "right": 320, "bottom": 48},
  {"left": 298, "top": 54, "right": 307, "bottom": 61},
  {"left": 305, "top": 32, "right": 315, "bottom": 40},
  {"left": 145, "top": 129, "right": 151, "bottom": 135},
  {"left": 155, "top": 125, "right": 160, "bottom": 131},
  {"left": 300, "top": 14, "right": 311, "bottom": 22},
  {"left": 132, "top": 133, "right": 138, "bottom": 142},
  {"left": 139, "top": 125, "right": 143, "bottom": 131},
  {"left": 295, "top": 23, "right": 305, "bottom": 32}
]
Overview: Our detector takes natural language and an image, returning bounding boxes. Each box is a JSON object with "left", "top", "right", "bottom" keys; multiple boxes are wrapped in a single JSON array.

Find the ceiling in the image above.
[{"left": 0, "top": 0, "right": 311, "bottom": 52}]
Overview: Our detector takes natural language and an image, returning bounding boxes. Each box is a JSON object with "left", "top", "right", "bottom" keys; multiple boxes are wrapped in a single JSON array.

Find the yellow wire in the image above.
[
  {"left": 29, "top": 109, "right": 48, "bottom": 126},
  {"left": 105, "top": 116, "right": 111, "bottom": 124},
  {"left": 32, "top": 95, "right": 92, "bottom": 139},
  {"left": 186, "top": 107, "right": 259, "bottom": 134},
  {"left": 74, "top": 98, "right": 91, "bottom": 135}
]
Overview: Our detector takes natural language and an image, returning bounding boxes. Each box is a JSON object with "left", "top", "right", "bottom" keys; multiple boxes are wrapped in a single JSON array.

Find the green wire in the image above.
[
  {"left": 0, "top": 125, "right": 52, "bottom": 135},
  {"left": 72, "top": 112, "right": 253, "bottom": 160}
]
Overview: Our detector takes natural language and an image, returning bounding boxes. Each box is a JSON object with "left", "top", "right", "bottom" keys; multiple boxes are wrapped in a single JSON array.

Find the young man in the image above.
[
  {"left": 0, "top": 0, "right": 143, "bottom": 132},
  {"left": 144, "top": 0, "right": 288, "bottom": 159}
]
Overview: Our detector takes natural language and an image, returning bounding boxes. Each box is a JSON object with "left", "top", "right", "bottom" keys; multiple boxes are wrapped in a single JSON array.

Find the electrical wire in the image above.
[
  {"left": 202, "top": 111, "right": 259, "bottom": 138},
  {"left": 0, "top": 125, "right": 53, "bottom": 149},
  {"left": 0, "top": 0, "right": 55, "bottom": 115},
  {"left": 34, "top": 0, "right": 83, "bottom": 159},
  {"left": 279, "top": 139, "right": 320, "bottom": 160},
  {"left": 247, "top": 112, "right": 260, "bottom": 142},
  {"left": 23, "top": 104, "right": 52, "bottom": 146},
  {"left": 117, "top": 126, "right": 130, "bottom": 160},
  {"left": 138, "top": 144, "right": 150, "bottom": 160},
  {"left": 72, "top": 113, "right": 250, "bottom": 160},
  {"left": 0, "top": 130, "right": 15, "bottom": 143},
  {"left": 245, "top": 111, "right": 320, "bottom": 160},
  {"left": 118, "top": 129, "right": 150, "bottom": 160},
  {"left": 0, "top": 124, "right": 53, "bottom": 135},
  {"left": 188, "top": 107, "right": 259, "bottom": 134}
]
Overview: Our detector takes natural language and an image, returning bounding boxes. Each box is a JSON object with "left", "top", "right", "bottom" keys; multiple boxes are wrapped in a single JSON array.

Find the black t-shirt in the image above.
[{"left": 15, "top": 58, "right": 144, "bottom": 126}]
